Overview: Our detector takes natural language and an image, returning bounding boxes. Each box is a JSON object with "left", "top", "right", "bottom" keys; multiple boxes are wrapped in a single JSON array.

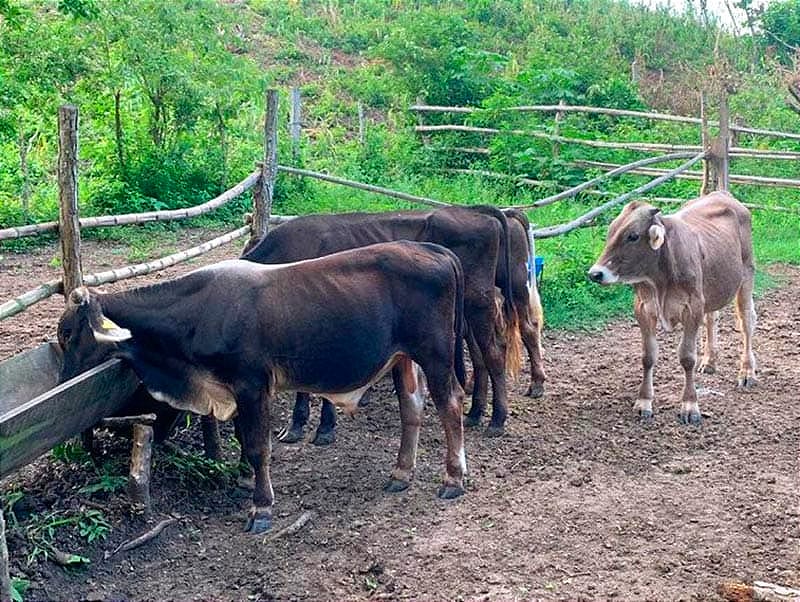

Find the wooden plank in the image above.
[
  {"left": 0, "top": 343, "right": 61, "bottom": 416},
  {"left": 0, "top": 358, "right": 140, "bottom": 478}
]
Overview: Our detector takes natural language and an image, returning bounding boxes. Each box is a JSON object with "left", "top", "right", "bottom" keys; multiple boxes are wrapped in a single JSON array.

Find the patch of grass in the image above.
[
  {"left": 10, "top": 577, "right": 30, "bottom": 602},
  {"left": 158, "top": 448, "right": 237, "bottom": 488},
  {"left": 24, "top": 508, "right": 110, "bottom": 565}
]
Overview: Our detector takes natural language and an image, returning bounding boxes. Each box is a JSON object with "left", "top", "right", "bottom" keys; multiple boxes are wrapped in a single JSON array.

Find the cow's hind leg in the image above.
[
  {"left": 518, "top": 284, "right": 546, "bottom": 398},
  {"left": 235, "top": 384, "right": 274, "bottom": 534},
  {"left": 735, "top": 277, "right": 757, "bottom": 389},
  {"left": 385, "top": 360, "right": 425, "bottom": 493},
  {"left": 464, "top": 328, "right": 488, "bottom": 428},
  {"left": 467, "top": 305, "right": 509, "bottom": 437},
  {"left": 698, "top": 311, "right": 719, "bottom": 374},
  {"left": 276, "top": 392, "right": 311, "bottom": 444},
  {"left": 311, "top": 400, "right": 337, "bottom": 446},
  {"left": 421, "top": 363, "right": 466, "bottom": 499},
  {"left": 634, "top": 300, "right": 658, "bottom": 420},
  {"left": 678, "top": 315, "right": 703, "bottom": 425}
]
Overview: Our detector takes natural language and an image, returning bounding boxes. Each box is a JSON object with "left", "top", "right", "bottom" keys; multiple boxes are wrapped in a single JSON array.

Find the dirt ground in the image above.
[{"left": 1, "top": 231, "right": 798, "bottom": 602}]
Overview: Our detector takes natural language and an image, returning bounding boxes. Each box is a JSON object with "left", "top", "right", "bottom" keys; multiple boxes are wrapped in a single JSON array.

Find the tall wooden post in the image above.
[
  {"left": 58, "top": 105, "right": 83, "bottom": 296},
  {"left": 128, "top": 423, "right": 153, "bottom": 516},
  {"left": 250, "top": 89, "right": 279, "bottom": 248},
  {"left": 289, "top": 87, "right": 302, "bottom": 165}
]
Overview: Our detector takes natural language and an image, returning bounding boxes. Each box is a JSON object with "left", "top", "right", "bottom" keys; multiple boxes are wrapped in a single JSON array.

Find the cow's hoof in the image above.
[
  {"left": 384, "top": 478, "right": 411, "bottom": 493},
  {"left": 679, "top": 411, "right": 703, "bottom": 426},
  {"left": 639, "top": 409, "right": 654, "bottom": 421},
  {"left": 525, "top": 382, "right": 545, "bottom": 398},
  {"left": 437, "top": 484, "right": 465, "bottom": 500},
  {"left": 484, "top": 425, "right": 505, "bottom": 438},
  {"left": 698, "top": 363, "right": 716, "bottom": 374},
  {"left": 464, "top": 415, "right": 482, "bottom": 428},
  {"left": 737, "top": 376, "right": 757, "bottom": 390},
  {"left": 312, "top": 431, "right": 336, "bottom": 446},
  {"left": 276, "top": 426, "right": 304, "bottom": 444},
  {"left": 244, "top": 511, "right": 272, "bottom": 534}
]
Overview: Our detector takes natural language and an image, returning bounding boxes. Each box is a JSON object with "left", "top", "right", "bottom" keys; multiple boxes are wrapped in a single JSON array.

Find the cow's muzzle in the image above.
[{"left": 587, "top": 265, "right": 617, "bottom": 285}]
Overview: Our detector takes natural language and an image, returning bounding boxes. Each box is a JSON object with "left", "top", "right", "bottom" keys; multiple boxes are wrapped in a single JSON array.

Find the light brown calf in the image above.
[{"left": 588, "top": 191, "right": 756, "bottom": 424}]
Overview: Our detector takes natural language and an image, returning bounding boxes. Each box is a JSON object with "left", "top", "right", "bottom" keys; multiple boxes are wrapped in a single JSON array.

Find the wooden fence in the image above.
[{"left": 2, "top": 81, "right": 798, "bottom": 324}]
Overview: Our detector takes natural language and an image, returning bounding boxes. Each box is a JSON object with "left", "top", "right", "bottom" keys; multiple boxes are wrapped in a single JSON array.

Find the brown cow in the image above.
[{"left": 587, "top": 192, "right": 756, "bottom": 424}]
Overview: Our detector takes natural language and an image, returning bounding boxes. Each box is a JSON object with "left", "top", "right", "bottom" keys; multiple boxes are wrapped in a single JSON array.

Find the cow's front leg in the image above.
[
  {"left": 678, "top": 317, "right": 702, "bottom": 425},
  {"left": 634, "top": 301, "right": 658, "bottom": 420},
  {"left": 735, "top": 277, "right": 757, "bottom": 389},
  {"left": 385, "top": 360, "right": 424, "bottom": 493},
  {"left": 276, "top": 392, "right": 311, "bottom": 444},
  {"left": 235, "top": 384, "right": 274, "bottom": 534},
  {"left": 697, "top": 311, "right": 719, "bottom": 374}
]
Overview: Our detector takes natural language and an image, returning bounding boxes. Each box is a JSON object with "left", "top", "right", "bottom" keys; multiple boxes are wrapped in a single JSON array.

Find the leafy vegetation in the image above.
[{"left": 1, "top": 0, "right": 798, "bottom": 329}]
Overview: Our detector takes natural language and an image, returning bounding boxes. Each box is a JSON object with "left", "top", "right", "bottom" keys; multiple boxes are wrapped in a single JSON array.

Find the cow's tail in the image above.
[
  {"left": 471, "top": 205, "right": 522, "bottom": 377},
  {"left": 451, "top": 250, "right": 467, "bottom": 390},
  {"left": 505, "top": 208, "right": 544, "bottom": 338}
]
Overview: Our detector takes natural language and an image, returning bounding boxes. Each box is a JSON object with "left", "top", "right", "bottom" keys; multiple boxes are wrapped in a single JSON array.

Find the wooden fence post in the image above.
[
  {"left": 249, "top": 89, "right": 279, "bottom": 249},
  {"left": 128, "top": 423, "right": 153, "bottom": 515},
  {"left": 718, "top": 82, "right": 731, "bottom": 191},
  {"left": 58, "top": 104, "right": 83, "bottom": 296},
  {"left": 290, "top": 87, "right": 301, "bottom": 165}
]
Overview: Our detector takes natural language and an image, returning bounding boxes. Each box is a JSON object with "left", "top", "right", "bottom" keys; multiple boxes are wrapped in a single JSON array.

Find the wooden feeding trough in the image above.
[{"left": 0, "top": 342, "right": 140, "bottom": 479}]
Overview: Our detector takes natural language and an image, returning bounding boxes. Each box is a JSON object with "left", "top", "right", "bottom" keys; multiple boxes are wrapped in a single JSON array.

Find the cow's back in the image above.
[{"left": 672, "top": 191, "right": 754, "bottom": 311}]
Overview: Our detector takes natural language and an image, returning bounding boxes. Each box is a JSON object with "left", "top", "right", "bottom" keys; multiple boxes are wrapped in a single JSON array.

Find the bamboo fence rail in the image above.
[
  {"left": 410, "top": 103, "right": 800, "bottom": 141},
  {"left": 0, "top": 171, "right": 260, "bottom": 241},
  {"left": 531, "top": 151, "right": 707, "bottom": 238}
]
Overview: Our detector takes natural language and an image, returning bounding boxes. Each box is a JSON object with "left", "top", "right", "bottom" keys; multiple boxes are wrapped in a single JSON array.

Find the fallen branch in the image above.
[
  {"left": 104, "top": 517, "right": 178, "bottom": 560},
  {"left": 264, "top": 511, "right": 314, "bottom": 543},
  {"left": 718, "top": 579, "right": 800, "bottom": 602}
]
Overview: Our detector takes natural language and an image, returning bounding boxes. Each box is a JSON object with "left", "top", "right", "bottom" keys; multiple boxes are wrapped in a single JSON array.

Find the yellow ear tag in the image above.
[{"left": 102, "top": 317, "right": 121, "bottom": 330}]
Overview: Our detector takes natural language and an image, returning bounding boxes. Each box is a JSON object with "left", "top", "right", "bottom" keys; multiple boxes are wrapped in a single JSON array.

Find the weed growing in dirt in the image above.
[
  {"left": 158, "top": 448, "right": 236, "bottom": 488},
  {"left": 10, "top": 577, "right": 30, "bottom": 602},
  {"left": 24, "top": 508, "right": 110, "bottom": 565},
  {"left": 79, "top": 474, "right": 128, "bottom": 497}
]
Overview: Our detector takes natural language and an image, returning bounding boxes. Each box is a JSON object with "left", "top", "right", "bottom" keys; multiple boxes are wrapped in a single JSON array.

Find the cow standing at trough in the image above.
[
  {"left": 241, "top": 205, "right": 525, "bottom": 442},
  {"left": 588, "top": 191, "right": 757, "bottom": 424},
  {"left": 56, "top": 241, "right": 468, "bottom": 534}
]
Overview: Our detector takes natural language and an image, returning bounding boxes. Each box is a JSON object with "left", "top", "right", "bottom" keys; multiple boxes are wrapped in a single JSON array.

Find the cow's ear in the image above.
[
  {"left": 93, "top": 314, "right": 132, "bottom": 343},
  {"left": 69, "top": 287, "right": 90, "bottom": 306},
  {"left": 648, "top": 223, "right": 665, "bottom": 250}
]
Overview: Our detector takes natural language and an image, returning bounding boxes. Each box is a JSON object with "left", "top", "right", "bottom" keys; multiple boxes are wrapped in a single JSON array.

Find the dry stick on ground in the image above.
[
  {"left": 264, "top": 511, "right": 314, "bottom": 543},
  {"left": 104, "top": 517, "right": 178, "bottom": 560},
  {"left": 718, "top": 580, "right": 800, "bottom": 602}
]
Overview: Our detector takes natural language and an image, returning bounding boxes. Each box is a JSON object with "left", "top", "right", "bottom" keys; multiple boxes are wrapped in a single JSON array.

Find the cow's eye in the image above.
[{"left": 626, "top": 232, "right": 640, "bottom": 243}]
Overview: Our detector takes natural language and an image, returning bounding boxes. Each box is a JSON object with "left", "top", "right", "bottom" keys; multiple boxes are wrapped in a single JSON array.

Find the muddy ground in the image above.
[{"left": 1, "top": 231, "right": 798, "bottom": 601}]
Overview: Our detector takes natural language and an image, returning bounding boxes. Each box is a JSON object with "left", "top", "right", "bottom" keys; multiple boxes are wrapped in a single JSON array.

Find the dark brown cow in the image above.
[
  {"left": 588, "top": 192, "right": 756, "bottom": 424},
  {"left": 57, "top": 241, "right": 467, "bottom": 533},
  {"left": 472, "top": 208, "right": 546, "bottom": 399},
  {"left": 242, "top": 205, "right": 521, "bottom": 440}
]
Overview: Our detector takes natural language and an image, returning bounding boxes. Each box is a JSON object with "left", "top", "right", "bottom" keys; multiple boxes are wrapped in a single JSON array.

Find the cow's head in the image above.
[
  {"left": 588, "top": 202, "right": 665, "bottom": 285},
  {"left": 57, "top": 287, "right": 132, "bottom": 383}
]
